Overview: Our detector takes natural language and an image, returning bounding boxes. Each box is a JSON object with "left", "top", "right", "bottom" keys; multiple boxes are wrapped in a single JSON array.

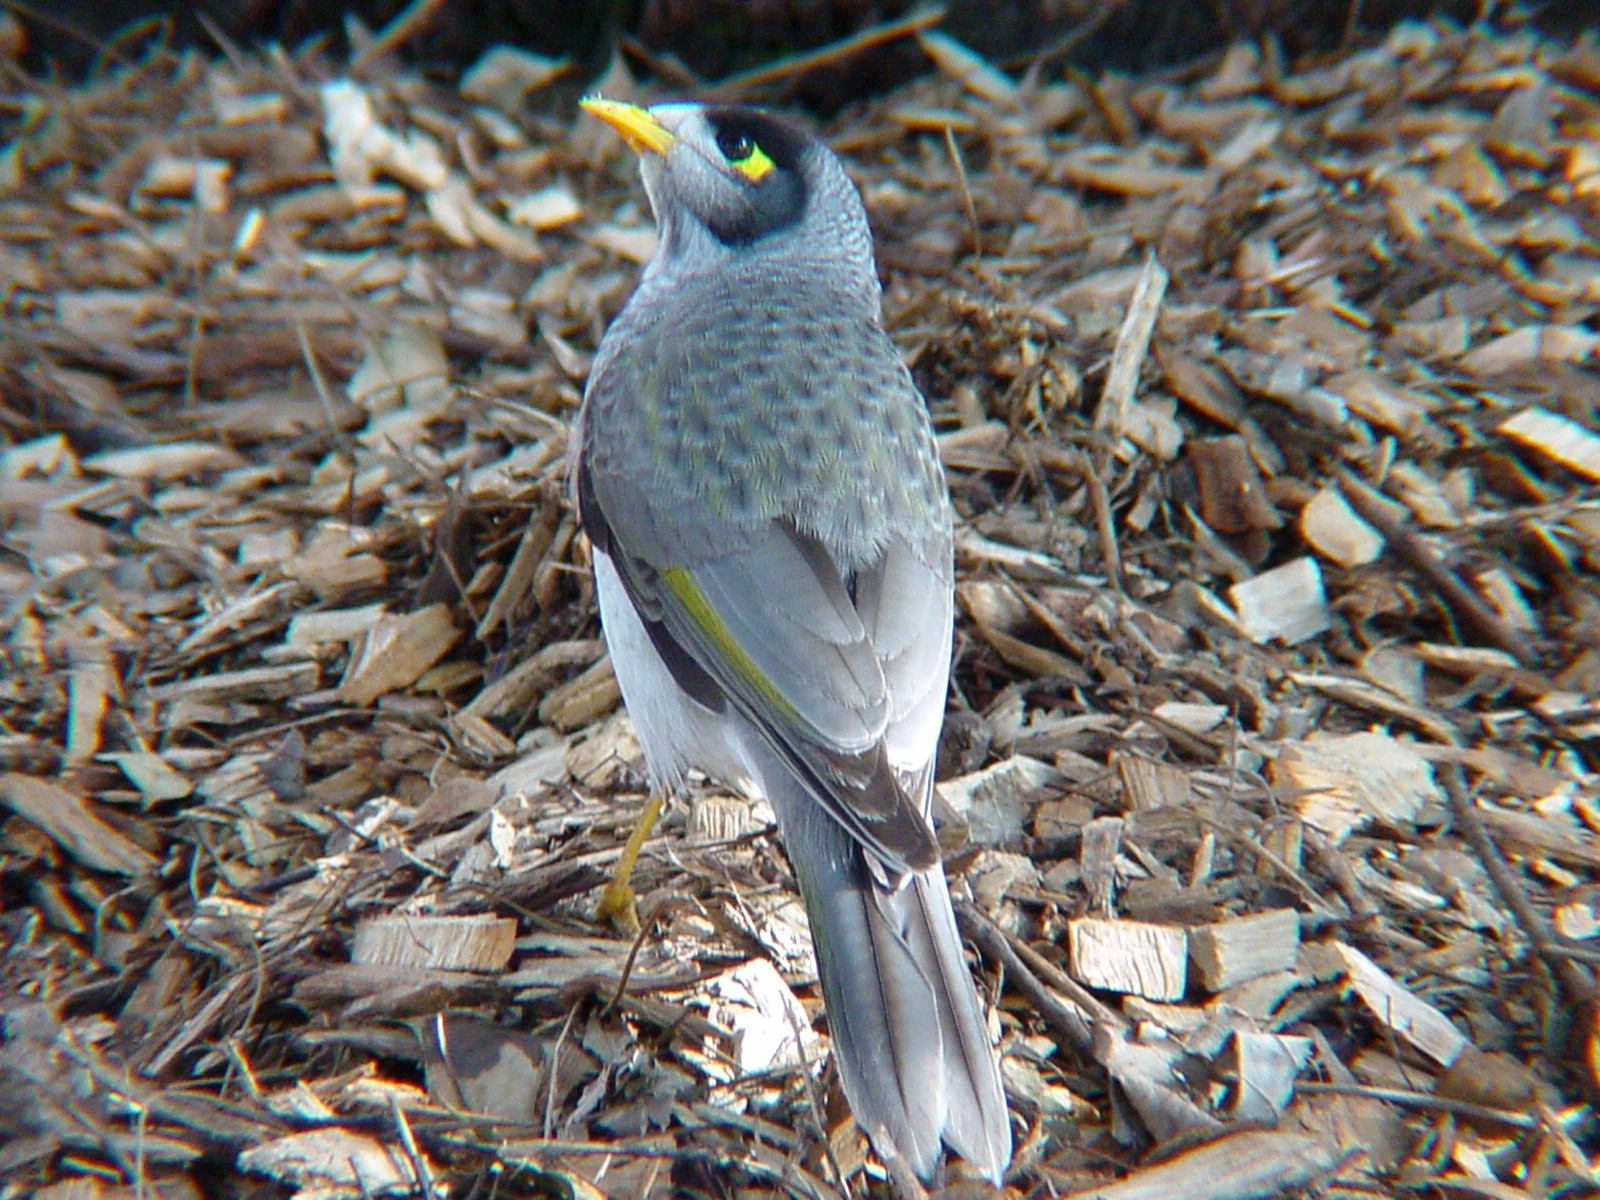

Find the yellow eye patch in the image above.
[
  {"left": 715, "top": 126, "right": 777, "bottom": 182},
  {"left": 730, "top": 142, "right": 776, "bottom": 182}
]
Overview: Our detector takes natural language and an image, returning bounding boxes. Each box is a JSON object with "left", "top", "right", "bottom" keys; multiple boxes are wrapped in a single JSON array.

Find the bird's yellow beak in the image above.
[{"left": 581, "top": 97, "right": 678, "bottom": 158}]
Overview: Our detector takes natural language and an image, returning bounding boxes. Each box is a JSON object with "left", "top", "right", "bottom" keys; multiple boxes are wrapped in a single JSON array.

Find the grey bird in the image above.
[{"left": 573, "top": 98, "right": 1011, "bottom": 1183}]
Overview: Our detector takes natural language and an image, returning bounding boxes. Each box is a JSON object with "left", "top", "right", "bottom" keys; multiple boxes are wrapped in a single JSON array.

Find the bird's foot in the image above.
[{"left": 598, "top": 792, "right": 664, "bottom": 937}]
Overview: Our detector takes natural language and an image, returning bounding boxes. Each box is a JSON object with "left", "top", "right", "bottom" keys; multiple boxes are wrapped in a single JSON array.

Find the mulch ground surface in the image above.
[{"left": 3, "top": 12, "right": 1600, "bottom": 1199}]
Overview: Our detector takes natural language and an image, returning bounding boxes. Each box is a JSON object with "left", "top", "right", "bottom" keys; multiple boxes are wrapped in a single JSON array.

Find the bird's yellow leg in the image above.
[{"left": 598, "top": 791, "right": 664, "bottom": 936}]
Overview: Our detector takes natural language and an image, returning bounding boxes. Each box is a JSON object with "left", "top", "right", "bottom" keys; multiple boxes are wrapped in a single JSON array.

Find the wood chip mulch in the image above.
[{"left": 2, "top": 13, "right": 1600, "bottom": 1200}]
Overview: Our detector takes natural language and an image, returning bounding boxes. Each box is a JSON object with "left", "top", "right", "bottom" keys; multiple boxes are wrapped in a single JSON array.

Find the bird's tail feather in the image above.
[{"left": 772, "top": 773, "right": 1011, "bottom": 1182}]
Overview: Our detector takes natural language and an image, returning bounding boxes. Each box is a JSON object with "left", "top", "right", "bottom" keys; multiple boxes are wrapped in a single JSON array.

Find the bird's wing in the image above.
[
  {"left": 851, "top": 538, "right": 954, "bottom": 804},
  {"left": 579, "top": 459, "right": 948, "bottom": 875}
]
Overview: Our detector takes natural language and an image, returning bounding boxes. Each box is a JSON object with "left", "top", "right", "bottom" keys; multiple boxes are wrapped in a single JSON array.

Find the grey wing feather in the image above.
[
  {"left": 767, "top": 748, "right": 1012, "bottom": 1183},
  {"left": 601, "top": 516, "right": 942, "bottom": 872},
  {"left": 851, "top": 538, "right": 953, "bottom": 788}
]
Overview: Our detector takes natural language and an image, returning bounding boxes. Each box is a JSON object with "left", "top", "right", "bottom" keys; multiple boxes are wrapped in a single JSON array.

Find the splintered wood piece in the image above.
[
  {"left": 1334, "top": 942, "right": 1469, "bottom": 1067},
  {"left": 1270, "top": 730, "right": 1441, "bottom": 842},
  {"left": 1081, "top": 815, "right": 1125, "bottom": 913},
  {"left": 102, "top": 751, "right": 194, "bottom": 801},
  {"left": 538, "top": 654, "right": 620, "bottom": 731},
  {"left": 352, "top": 914, "right": 517, "bottom": 972},
  {"left": 464, "top": 638, "right": 605, "bottom": 721},
  {"left": 564, "top": 709, "right": 642, "bottom": 789},
  {"left": 0, "top": 773, "right": 157, "bottom": 876},
  {"left": 1113, "top": 750, "right": 1193, "bottom": 812},
  {"left": 1229, "top": 557, "right": 1330, "bottom": 645},
  {"left": 1068, "top": 916, "right": 1188, "bottom": 1001},
  {"left": 1189, "top": 908, "right": 1301, "bottom": 993},
  {"left": 936, "top": 754, "right": 1063, "bottom": 849},
  {"left": 1096, "top": 252, "right": 1169, "bottom": 436}
]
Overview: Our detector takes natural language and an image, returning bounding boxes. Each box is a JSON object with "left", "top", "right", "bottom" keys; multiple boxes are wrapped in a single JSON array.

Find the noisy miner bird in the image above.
[{"left": 574, "top": 98, "right": 1011, "bottom": 1183}]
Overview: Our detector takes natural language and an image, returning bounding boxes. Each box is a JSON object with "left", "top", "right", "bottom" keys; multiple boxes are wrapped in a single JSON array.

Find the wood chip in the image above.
[
  {"left": 1499, "top": 408, "right": 1600, "bottom": 483},
  {"left": 1068, "top": 916, "right": 1188, "bottom": 1001},
  {"left": 1189, "top": 908, "right": 1300, "bottom": 993},
  {"left": 352, "top": 914, "right": 518, "bottom": 972},
  {"left": 1271, "top": 730, "right": 1440, "bottom": 841},
  {"left": 1229, "top": 557, "right": 1330, "bottom": 644},
  {"left": 0, "top": 773, "right": 157, "bottom": 875},
  {"left": 1334, "top": 942, "right": 1468, "bottom": 1067},
  {"left": 1300, "top": 487, "right": 1384, "bottom": 567},
  {"left": 335, "top": 605, "right": 460, "bottom": 706}
]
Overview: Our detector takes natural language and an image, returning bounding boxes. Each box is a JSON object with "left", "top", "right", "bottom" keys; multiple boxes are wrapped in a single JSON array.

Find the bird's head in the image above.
[{"left": 581, "top": 98, "right": 876, "bottom": 289}]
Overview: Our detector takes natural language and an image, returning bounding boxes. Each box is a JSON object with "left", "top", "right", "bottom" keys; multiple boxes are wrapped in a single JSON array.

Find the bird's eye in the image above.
[
  {"left": 716, "top": 129, "right": 755, "bottom": 163},
  {"left": 713, "top": 126, "right": 777, "bottom": 182}
]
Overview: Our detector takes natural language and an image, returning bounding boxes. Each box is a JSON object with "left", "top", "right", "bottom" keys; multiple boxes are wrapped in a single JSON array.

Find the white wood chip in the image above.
[
  {"left": 1068, "top": 916, "right": 1188, "bottom": 1001},
  {"left": 1150, "top": 702, "right": 1229, "bottom": 734},
  {"left": 936, "top": 754, "right": 1062, "bottom": 847},
  {"left": 85, "top": 441, "right": 246, "bottom": 480},
  {"left": 321, "top": 79, "right": 448, "bottom": 191},
  {"left": 1229, "top": 557, "right": 1330, "bottom": 644},
  {"left": 352, "top": 914, "right": 517, "bottom": 972},
  {"left": 698, "top": 958, "right": 818, "bottom": 1074},
  {"left": 1335, "top": 942, "right": 1468, "bottom": 1067},
  {"left": 1271, "top": 730, "right": 1441, "bottom": 841},
  {"left": 1499, "top": 407, "right": 1600, "bottom": 483},
  {"left": 286, "top": 604, "right": 388, "bottom": 649}
]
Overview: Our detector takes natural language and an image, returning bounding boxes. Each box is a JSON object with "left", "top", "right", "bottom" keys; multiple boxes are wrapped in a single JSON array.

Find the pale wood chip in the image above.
[
  {"left": 936, "top": 755, "right": 1062, "bottom": 848},
  {"left": 1189, "top": 908, "right": 1300, "bottom": 993},
  {"left": 1460, "top": 325, "right": 1599, "bottom": 375},
  {"left": 538, "top": 655, "right": 620, "bottom": 732},
  {"left": 0, "top": 773, "right": 157, "bottom": 875},
  {"left": 1229, "top": 557, "right": 1330, "bottom": 645},
  {"left": 508, "top": 184, "right": 584, "bottom": 230},
  {"left": 85, "top": 441, "right": 247, "bottom": 481},
  {"left": 1499, "top": 408, "right": 1600, "bottom": 483},
  {"left": 1271, "top": 729, "right": 1442, "bottom": 841},
  {"left": 915, "top": 31, "right": 1020, "bottom": 107},
  {"left": 1300, "top": 487, "right": 1384, "bottom": 567},
  {"left": 352, "top": 914, "right": 517, "bottom": 972},
  {"left": 1334, "top": 942, "right": 1469, "bottom": 1067},
  {"left": 1068, "top": 916, "right": 1188, "bottom": 1001},
  {"left": 102, "top": 751, "right": 194, "bottom": 801},
  {"left": 459, "top": 46, "right": 570, "bottom": 110},
  {"left": 336, "top": 605, "right": 460, "bottom": 706}
]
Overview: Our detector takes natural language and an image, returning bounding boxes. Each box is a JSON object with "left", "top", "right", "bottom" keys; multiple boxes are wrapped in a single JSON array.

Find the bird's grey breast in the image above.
[{"left": 583, "top": 261, "right": 949, "bottom": 572}]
